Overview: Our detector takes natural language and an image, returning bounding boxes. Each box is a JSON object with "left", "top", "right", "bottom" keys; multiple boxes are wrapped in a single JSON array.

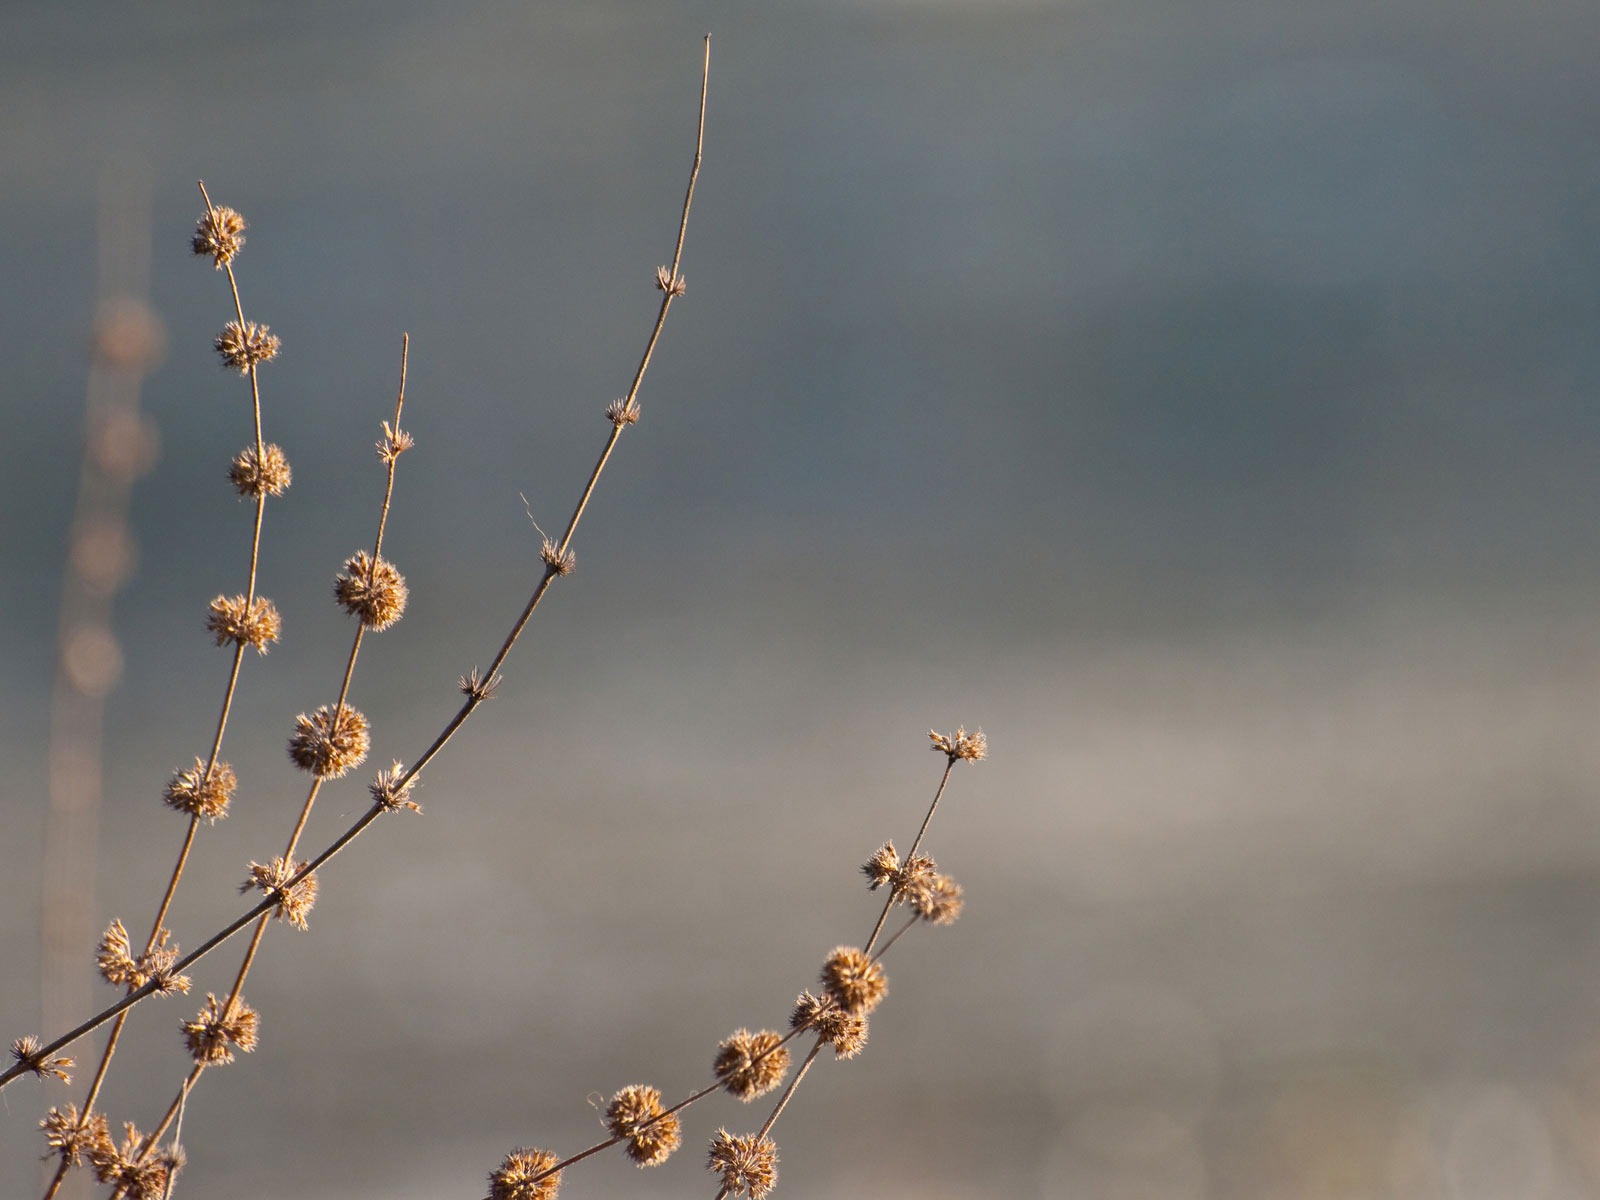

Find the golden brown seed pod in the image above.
[
  {"left": 819, "top": 946, "right": 887, "bottom": 1014},
  {"left": 539, "top": 538, "right": 575, "bottom": 576},
  {"left": 891, "top": 853, "right": 937, "bottom": 902},
  {"left": 605, "top": 396, "right": 641, "bottom": 427},
  {"left": 713, "top": 1029, "right": 791, "bottom": 1100},
  {"left": 91, "top": 1122, "right": 170, "bottom": 1199},
  {"left": 10, "top": 1036, "right": 72, "bottom": 1083},
  {"left": 789, "top": 991, "right": 867, "bottom": 1059},
  {"left": 654, "top": 265, "right": 687, "bottom": 297},
  {"left": 229, "top": 442, "right": 292, "bottom": 497},
  {"left": 376, "top": 420, "right": 414, "bottom": 464},
  {"left": 96, "top": 920, "right": 189, "bottom": 995},
  {"left": 40, "top": 1105, "right": 112, "bottom": 1168},
  {"left": 706, "top": 1129, "right": 777, "bottom": 1200},
  {"left": 241, "top": 857, "right": 318, "bottom": 930},
  {"left": 488, "top": 1147, "right": 563, "bottom": 1200},
  {"left": 162, "top": 757, "right": 237, "bottom": 821},
  {"left": 862, "top": 840, "right": 899, "bottom": 890},
  {"left": 334, "top": 550, "right": 409, "bottom": 630},
  {"left": 214, "top": 320, "right": 280, "bottom": 373},
  {"left": 929, "top": 725, "right": 987, "bottom": 763},
  {"left": 605, "top": 1084, "right": 682, "bottom": 1167},
  {"left": 205, "top": 594, "right": 281, "bottom": 654},
  {"left": 192, "top": 205, "right": 246, "bottom": 268},
  {"left": 286, "top": 704, "right": 370, "bottom": 778},
  {"left": 910, "top": 873, "right": 964, "bottom": 926},
  {"left": 181, "top": 994, "right": 259, "bottom": 1066},
  {"left": 370, "top": 761, "right": 421, "bottom": 812}
]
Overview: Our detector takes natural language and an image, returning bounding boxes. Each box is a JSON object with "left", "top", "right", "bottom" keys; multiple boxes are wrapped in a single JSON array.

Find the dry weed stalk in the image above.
[{"left": 7, "top": 34, "right": 982, "bottom": 1200}]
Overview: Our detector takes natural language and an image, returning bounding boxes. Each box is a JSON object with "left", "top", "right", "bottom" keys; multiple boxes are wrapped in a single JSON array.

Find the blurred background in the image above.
[{"left": 3, "top": 1, "right": 1600, "bottom": 1197}]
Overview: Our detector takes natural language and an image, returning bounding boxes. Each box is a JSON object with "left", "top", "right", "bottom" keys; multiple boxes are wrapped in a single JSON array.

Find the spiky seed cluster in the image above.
[
  {"left": 96, "top": 920, "right": 190, "bottom": 995},
  {"left": 820, "top": 946, "right": 887, "bottom": 1014},
  {"left": 162, "top": 757, "right": 237, "bottom": 821},
  {"left": 654, "top": 265, "right": 687, "bottom": 297},
  {"left": 488, "top": 1147, "right": 563, "bottom": 1200},
  {"left": 182, "top": 994, "right": 259, "bottom": 1066},
  {"left": 910, "top": 873, "right": 964, "bottom": 925},
  {"left": 377, "top": 420, "right": 414, "bottom": 464},
  {"left": 540, "top": 538, "right": 576, "bottom": 576},
  {"left": 605, "top": 1085, "right": 682, "bottom": 1166},
  {"left": 714, "top": 1029, "right": 791, "bottom": 1100},
  {"left": 241, "top": 857, "right": 318, "bottom": 930},
  {"left": 790, "top": 991, "right": 868, "bottom": 1059},
  {"left": 370, "top": 761, "right": 421, "bottom": 812},
  {"left": 605, "top": 396, "right": 641, "bottom": 426},
  {"left": 929, "top": 725, "right": 987, "bottom": 763},
  {"left": 214, "top": 320, "right": 281, "bottom": 373},
  {"left": 229, "top": 442, "right": 292, "bottom": 497},
  {"left": 40, "top": 1105, "right": 112, "bottom": 1167},
  {"left": 10, "top": 1036, "right": 72, "bottom": 1083},
  {"left": 206, "top": 594, "right": 281, "bottom": 654},
  {"left": 460, "top": 668, "right": 500, "bottom": 701},
  {"left": 862, "top": 840, "right": 899, "bottom": 890},
  {"left": 91, "top": 1122, "right": 170, "bottom": 1200},
  {"left": 334, "top": 551, "right": 409, "bottom": 630},
  {"left": 706, "top": 1130, "right": 777, "bottom": 1199},
  {"left": 287, "top": 704, "right": 371, "bottom": 778},
  {"left": 192, "top": 206, "right": 246, "bottom": 268}
]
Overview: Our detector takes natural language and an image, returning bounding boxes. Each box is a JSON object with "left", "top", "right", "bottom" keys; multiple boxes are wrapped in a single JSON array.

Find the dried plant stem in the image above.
[
  {"left": 2, "top": 36, "right": 711, "bottom": 1096},
  {"left": 863, "top": 758, "right": 954, "bottom": 956}
]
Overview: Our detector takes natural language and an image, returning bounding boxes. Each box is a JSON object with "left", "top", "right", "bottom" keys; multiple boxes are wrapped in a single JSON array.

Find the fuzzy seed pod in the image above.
[
  {"left": 181, "top": 994, "right": 258, "bottom": 1066},
  {"left": 205, "top": 594, "right": 281, "bottom": 654},
  {"left": 929, "top": 726, "right": 987, "bottom": 762},
  {"left": 605, "top": 1084, "right": 682, "bottom": 1166},
  {"left": 706, "top": 1129, "right": 777, "bottom": 1199},
  {"left": 91, "top": 1122, "right": 171, "bottom": 1199},
  {"left": 605, "top": 396, "right": 641, "bottom": 427},
  {"left": 10, "top": 1036, "right": 72, "bottom": 1083},
  {"left": 214, "top": 320, "right": 280, "bottom": 372},
  {"left": 286, "top": 705, "right": 370, "bottom": 778},
  {"left": 96, "top": 920, "right": 189, "bottom": 995},
  {"left": 241, "top": 857, "right": 318, "bottom": 930},
  {"left": 790, "top": 991, "right": 868, "bottom": 1059},
  {"left": 713, "top": 1029, "right": 790, "bottom": 1100},
  {"left": 910, "top": 873, "right": 965, "bottom": 926},
  {"left": 370, "top": 761, "right": 421, "bottom": 812},
  {"left": 819, "top": 946, "right": 887, "bottom": 1014},
  {"left": 229, "top": 442, "right": 292, "bottom": 497},
  {"left": 162, "top": 757, "right": 237, "bottom": 821},
  {"left": 540, "top": 538, "right": 575, "bottom": 576},
  {"left": 334, "top": 550, "right": 408, "bottom": 630},
  {"left": 488, "top": 1147, "right": 562, "bottom": 1200},
  {"left": 40, "top": 1105, "right": 112, "bottom": 1168},
  {"left": 192, "top": 206, "right": 246, "bottom": 268}
]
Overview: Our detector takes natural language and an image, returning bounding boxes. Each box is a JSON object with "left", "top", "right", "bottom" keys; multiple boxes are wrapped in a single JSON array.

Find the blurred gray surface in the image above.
[{"left": 4, "top": 1, "right": 1600, "bottom": 1197}]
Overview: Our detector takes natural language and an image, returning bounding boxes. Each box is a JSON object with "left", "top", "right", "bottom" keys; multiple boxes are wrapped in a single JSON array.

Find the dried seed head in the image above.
[
  {"left": 10, "top": 1036, "right": 72, "bottom": 1083},
  {"left": 706, "top": 1129, "right": 778, "bottom": 1200},
  {"left": 91, "top": 1122, "right": 169, "bottom": 1200},
  {"left": 789, "top": 991, "right": 868, "bottom": 1059},
  {"left": 96, "top": 920, "right": 190, "bottom": 995},
  {"left": 206, "top": 594, "right": 281, "bottom": 654},
  {"left": 181, "top": 994, "right": 259, "bottom": 1066},
  {"left": 287, "top": 704, "right": 371, "bottom": 778},
  {"left": 540, "top": 538, "right": 576, "bottom": 576},
  {"left": 713, "top": 1029, "right": 790, "bottom": 1101},
  {"left": 488, "top": 1147, "right": 563, "bottom": 1200},
  {"left": 910, "top": 873, "right": 964, "bottom": 926},
  {"left": 370, "top": 761, "right": 421, "bottom": 813},
  {"left": 40, "top": 1105, "right": 112, "bottom": 1167},
  {"left": 605, "top": 396, "right": 641, "bottom": 427},
  {"left": 334, "top": 550, "right": 409, "bottom": 630},
  {"left": 214, "top": 320, "right": 280, "bottom": 372},
  {"left": 862, "top": 840, "right": 899, "bottom": 890},
  {"left": 654, "top": 265, "right": 687, "bottom": 297},
  {"left": 819, "top": 946, "right": 887, "bottom": 1014},
  {"left": 229, "top": 442, "right": 292, "bottom": 497},
  {"left": 377, "top": 420, "right": 415, "bottom": 464},
  {"left": 605, "top": 1084, "right": 682, "bottom": 1167},
  {"left": 192, "top": 206, "right": 246, "bottom": 268},
  {"left": 929, "top": 725, "right": 987, "bottom": 763},
  {"left": 460, "top": 667, "right": 501, "bottom": 701},
  {"left": 162, "top": 757, "right": 237, "bottom": 821},
  {"left": 241, "top": 857, "right": 318, "bottom": 930},
  {"left": 891, "top": 853, "right": 937, "bottom": 903}
]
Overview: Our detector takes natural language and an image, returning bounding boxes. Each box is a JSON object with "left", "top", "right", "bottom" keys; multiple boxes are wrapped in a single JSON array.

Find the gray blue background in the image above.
[{"left": 4, "top": 2, "right": 1600, "bottom": 1197}]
